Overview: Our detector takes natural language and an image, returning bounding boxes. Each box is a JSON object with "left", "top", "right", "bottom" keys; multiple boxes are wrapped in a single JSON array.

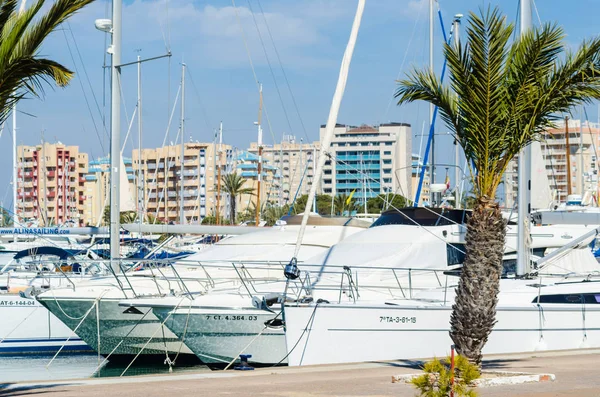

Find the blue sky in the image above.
[{"left": 1, "top": 0, "right": 600, "bottom": 206}]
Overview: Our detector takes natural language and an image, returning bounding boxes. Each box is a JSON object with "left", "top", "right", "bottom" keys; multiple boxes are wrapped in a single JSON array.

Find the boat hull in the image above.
[
  {"left": 283, "top": 303, "right": 600, "bottom": 366},
  {"left": 0, "top": 294, "right": 91, "bottom": 355},
  {"left": 152, "top": 306, "right": 286, "bottom": 366},
  {"left": 37, "top": 297, "right": 198, "bottom": 362}
]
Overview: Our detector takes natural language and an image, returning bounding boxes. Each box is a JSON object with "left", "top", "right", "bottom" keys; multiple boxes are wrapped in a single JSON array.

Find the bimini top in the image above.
[
  {"left": 371, "top": 208, "right": 469, "bottom": 228},
  {"left": 13, "top": 246, "right": 81, "bottom": 260}
]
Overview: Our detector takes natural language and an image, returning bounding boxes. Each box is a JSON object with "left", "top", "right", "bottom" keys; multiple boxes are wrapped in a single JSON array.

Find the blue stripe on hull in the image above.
[
  {"left": 0, "top": 337, "right": 93, "bottom": 354},
  {"left": 0, "top": 345, "right": 93, "bottom": 354}
]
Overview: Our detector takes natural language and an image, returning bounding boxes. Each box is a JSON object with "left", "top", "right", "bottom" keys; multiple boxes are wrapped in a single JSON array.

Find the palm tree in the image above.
[
  {"left": 221, "top": 172, "right": 254, "bottom": 223},
  {"left": 0, "top": 0, "right": 94, "bottom": 125},
  {"left": 396, "top": 7, "right": 600, "bottom": 365}
]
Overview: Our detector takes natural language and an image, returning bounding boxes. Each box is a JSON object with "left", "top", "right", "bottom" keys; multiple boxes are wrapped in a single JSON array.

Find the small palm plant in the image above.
[
  {"left": 0, "top": 0, "right": 95, "bottom": 125},
  {"left": 221, "top": 172, "right": 254, "bottom": 223},
  {"left": 396, "top": 7, "right": 600, "bottom": 365},
  {"left": 410, "top": 355, "right": 480, "bottom": 397}
]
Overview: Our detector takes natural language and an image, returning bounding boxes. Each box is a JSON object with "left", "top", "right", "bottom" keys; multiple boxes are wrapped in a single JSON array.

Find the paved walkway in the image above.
[{"left": 1, "top": 350, "right": 599, "bottom": 396}]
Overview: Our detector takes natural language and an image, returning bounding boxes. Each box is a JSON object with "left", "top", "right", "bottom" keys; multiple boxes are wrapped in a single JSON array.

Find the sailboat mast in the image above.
[
  {"left": 453, "top": 14, "right": 462, "bottom": 209},
  {"left": 216, "top": 121, "right": 222, "bottom": 225},
  {"left": 137, "top": 54, "right": 143, "bottom": 223},
  {"left": 579, "top": 109, "right": 584, "bottom": 194},
  {"left": 429, "top": 0, "right": 435, "bottom": 185},
  {"left": 255, "top": 84, "right": 263, "bottom": 226},
  {"left": 565, "top": 116, "right": 572, "bottom": 196},
  {"left": 109, "top": 0, "right": 122, "bottom": 270},
  {"left": 179, "top": 62, "right": 186, "bottom": 225},
  {"left": 516, "top": 0, "right": 532, "bottom": 277},
  {"left": 12, "top": 105, "right": 17, "bottom": 229}
]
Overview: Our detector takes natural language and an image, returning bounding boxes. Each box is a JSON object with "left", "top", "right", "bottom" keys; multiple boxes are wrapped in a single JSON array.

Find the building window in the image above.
[
  {"left": 384, "top": 151, "right": 391, "bottom": 155},
  {"left": 324, "top": 179, "right": 332, "bottom": 184},
  {"left": 383, "top": 159, "right": 392, "bottom": 164},
  {"left": 384, "top": 178, "right": 392, "bottom": 183},
  {"left": 385, "top": 142, "right": 393, "bottom": 146},
  {"left": 324, "top": 188, "right": 332, "bottom": 193},
  {"left": 383, "top": 168, "right": 391, "bottom": 174},
  {"left": 324, "top": 170, "right": 332, "bottom": 175}
]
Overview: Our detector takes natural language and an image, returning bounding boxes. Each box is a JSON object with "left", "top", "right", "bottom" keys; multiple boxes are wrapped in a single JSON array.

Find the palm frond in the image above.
[{"left": 396, "top": 6, "right": 600, "bottom": 200}]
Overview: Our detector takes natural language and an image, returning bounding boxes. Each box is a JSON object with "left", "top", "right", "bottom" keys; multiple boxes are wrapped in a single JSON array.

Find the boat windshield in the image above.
[{"left": 370, "top": 208, "right": 469, "bottom": 228}]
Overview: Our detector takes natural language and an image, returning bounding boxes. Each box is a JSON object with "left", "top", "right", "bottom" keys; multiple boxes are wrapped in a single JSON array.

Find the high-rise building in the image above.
[
  {"left": 16, "top": 143, "right": 88, "bottom": 226},
  {"left": 248, "top": 135, "right": 319, "bottom": 205},
  {"left": 233, "top": 150, "right": 281, "bottom": 218},
  {"left": 320, "top": 123, "right": 413, "bottom": 202},
  {"left": 82, "top": 156, "right": 136, "bottom": 226},
  {"left": 411, "top": 153, "right": 431, "bottom": 206},
  {"left": 133, "top": 142, "right": 232, "bottom": 224},
  {"left": 505, "top": 119, "right": 600, "bottom": 208}
]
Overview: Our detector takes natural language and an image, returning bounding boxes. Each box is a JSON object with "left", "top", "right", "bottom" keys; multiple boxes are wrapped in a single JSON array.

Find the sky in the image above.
[{"left": 2, "top": 0, "right": 600, "bottom": 207}]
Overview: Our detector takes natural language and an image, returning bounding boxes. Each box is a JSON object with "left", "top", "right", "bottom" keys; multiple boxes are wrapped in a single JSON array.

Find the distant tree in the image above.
[
  {"left": 333, "top": 193, "right": 359, "bottom": 216},
  {"left": 366, "top": 194, "right": 409, "bottom": 213},
  {"left": 221, "top": 172, "right": 255, "bottom": 223},
  {"left": 289, "top": 194, "right": 333, "bottom": 216},
  {"left": 0, "top": 207, "right": 11, "bottom": 227}
]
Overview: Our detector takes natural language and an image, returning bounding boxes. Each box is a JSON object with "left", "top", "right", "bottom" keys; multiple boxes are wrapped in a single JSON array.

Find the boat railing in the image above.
[{"left": 40, "top": 257, "right": 458, "bottom": 304}]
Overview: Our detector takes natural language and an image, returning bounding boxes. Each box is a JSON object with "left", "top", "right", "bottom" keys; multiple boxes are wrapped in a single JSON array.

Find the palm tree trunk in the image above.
[
  {"left": 230, "top": 195, "right": 236, "bottom": 224},
  {"left": 450, "top": 197, "right": 506, "bottom": 366}
]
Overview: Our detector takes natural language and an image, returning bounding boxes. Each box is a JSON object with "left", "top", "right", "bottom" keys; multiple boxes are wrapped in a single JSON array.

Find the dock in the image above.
[{"left": 2, "top": 349, "right": 599, "bottom": 396}]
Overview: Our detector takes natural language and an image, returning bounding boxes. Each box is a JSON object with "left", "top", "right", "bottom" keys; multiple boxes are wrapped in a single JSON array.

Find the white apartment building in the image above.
[
  {"left": 320, "top": 123, "right": 412, "bottom": 202},
  {"left": 133, "top": 142, "right": 232, "bottom": 224},
  {"left": 248, "top": 135, "right": 319, "bottom": 205},
  {"left": 505, "top": 119, "right": 600, "bottom": 208}
]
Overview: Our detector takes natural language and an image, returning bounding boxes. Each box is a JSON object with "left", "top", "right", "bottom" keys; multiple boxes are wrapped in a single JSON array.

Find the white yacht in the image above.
[
  {"left": 125, "top": 208, "right": 599, "bottom": 366},
  {"left": 282, "top": 242, "right": 600, "bottom": 366},
  {"left": 36, "top": 216, "right": 370, "bottom": 363}
]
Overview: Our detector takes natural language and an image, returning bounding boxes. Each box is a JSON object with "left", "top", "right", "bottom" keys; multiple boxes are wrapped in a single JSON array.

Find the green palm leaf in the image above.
[{"left": 0, "top": 0, "right": 94, "bottom": 124}]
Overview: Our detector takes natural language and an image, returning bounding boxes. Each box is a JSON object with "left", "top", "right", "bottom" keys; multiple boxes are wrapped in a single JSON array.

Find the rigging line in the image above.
[
  {"left": 247, "top": 0, "right": 294, "bottom": 137},
  {"left": 66, "top": 21, "right": 106, "bottom": 134},
  {"left": 143, "top": 85, "right": 181, "bottom": 216},
  {"left": 256, "top": 0, "right": 309, "bottom": 141},
  {"left": 185, "top": 67, "right": 214, "bottom": 130},
  {"left": 531, "top": 0, "right": 543, "bottom": 26},
  {"left": 231, "top": 0, "right": 277, "bottom": 145},
  {"left": 381, "top": 0, "right": 424, "bottom": 122},
  {"left": 60, "top": 28, "right": 105, "bottom": 152}
]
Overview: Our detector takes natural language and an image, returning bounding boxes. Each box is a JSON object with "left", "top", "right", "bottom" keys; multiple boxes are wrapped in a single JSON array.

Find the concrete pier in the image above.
[{"left": 2, "top": 349, "right": 599, "bottom": 396}]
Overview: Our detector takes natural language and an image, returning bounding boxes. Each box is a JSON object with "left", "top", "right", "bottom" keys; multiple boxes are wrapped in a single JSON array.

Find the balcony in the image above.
[
  {"left": 47, "top": 171, "right": 56, "bottom": 178},
  {"left": 47, "top": 191, "right": 56, "bottom": 198}
]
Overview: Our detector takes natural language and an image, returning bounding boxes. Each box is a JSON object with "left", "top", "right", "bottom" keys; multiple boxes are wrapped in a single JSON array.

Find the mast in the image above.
[
  {"left": 12, "top": 105, "right": 17, "bottom": 229},
  {"left": 429, "top": 0, "right": 435, "bottom": 185},
  {"left": 137, "top": 54, "right": 143, "bottom": 224},
  {"left": 292, "top": 0, "right": 365, "bottom": 261},
  {"left": 579, "top": 109, "right": 584, "bottom": 194},
  {"left": 255, "top": 84, "right": 263, "bottom": 226},
  {"left": 516, "top": 0, "right": 532, "bottom": 277},
  {"left": 565, "top": 116, "right": 572, "bottom": 196},
  {"left": 179, "top": 62, "right": 186, "bottom": 225},
  {"left": 109, "top": 0, "right": 122, "bottom": 270},
  {"left": 453, "top": 14, "right": 462, "bottom": 209},
  {"left": 216, "top": 121, "right": 222, "bottom": 225}
]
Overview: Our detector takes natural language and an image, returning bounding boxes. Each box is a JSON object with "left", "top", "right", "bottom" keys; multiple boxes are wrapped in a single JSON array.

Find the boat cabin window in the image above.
[
  {"left": 371, "top": 208, "right": 468, "bottom": 228},
  {"left": 447, "top": 244, "right": 466, "bottom": 266},
  {"left": 532, "top": 294, "right": 600, "bottom": 304}
]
